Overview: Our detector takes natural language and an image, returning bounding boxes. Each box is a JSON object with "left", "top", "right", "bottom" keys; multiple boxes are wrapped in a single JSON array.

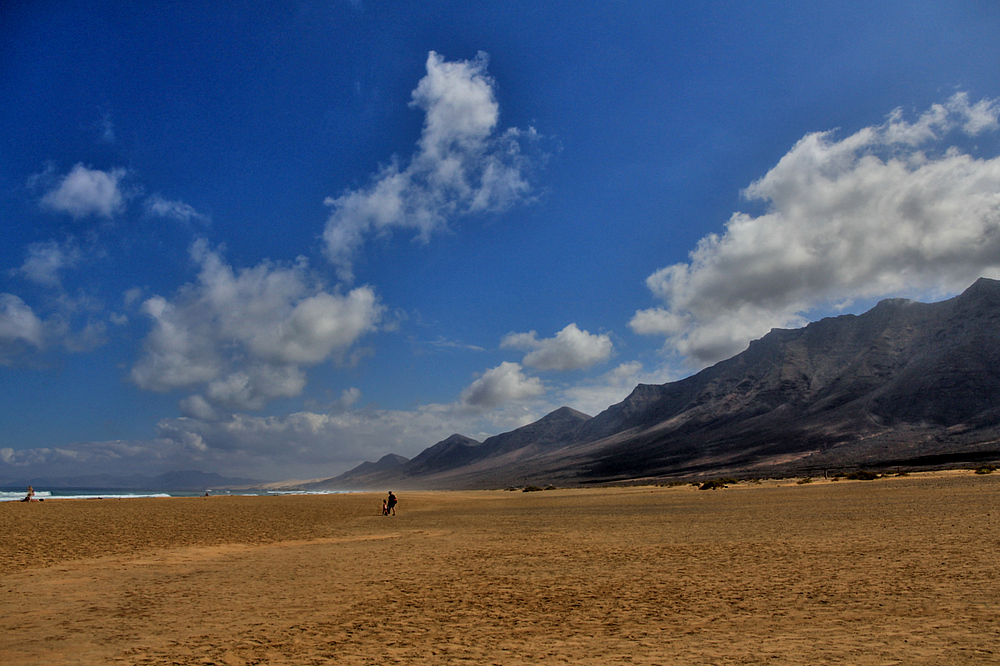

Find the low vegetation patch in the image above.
[
  {"left": 796, "top": 477, "right": 813, "bottom": 484},
  {"left": 844, "top": 470, "right": 880, "bottom": 481},
  {"left": 974, "top": 464, "right": 997, "bottom": 475},
  {"left": 699, "top": 477, "right": 739, "bottom": 490}
]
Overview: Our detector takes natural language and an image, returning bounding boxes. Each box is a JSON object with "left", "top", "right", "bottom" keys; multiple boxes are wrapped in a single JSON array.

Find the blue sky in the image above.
[{"left": 3, "top": 1, "right": 1000, "bottom": 482}]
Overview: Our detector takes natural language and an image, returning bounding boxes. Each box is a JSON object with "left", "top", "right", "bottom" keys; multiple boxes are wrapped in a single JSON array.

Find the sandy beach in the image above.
[{"left": 2, "top": 472, "right": 999, "bottom": 665}]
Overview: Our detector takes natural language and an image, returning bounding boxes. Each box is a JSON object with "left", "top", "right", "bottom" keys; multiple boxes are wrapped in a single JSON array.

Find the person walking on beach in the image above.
[
  {"left": 381, "top": 499, "right": 389, "bottom": 515},
  {"left": 386, "top": 491, "right": 397, "bottom": 516}
]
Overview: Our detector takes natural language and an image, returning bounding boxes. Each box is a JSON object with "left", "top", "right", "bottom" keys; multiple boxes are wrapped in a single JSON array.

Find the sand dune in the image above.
[{"left": 2, "top": 472, "right": 999, "bottom": 664}]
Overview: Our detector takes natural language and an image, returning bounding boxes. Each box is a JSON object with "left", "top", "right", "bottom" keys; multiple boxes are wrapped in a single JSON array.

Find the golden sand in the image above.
[{"left": 2, "top": 472, "right": 999, "bottom": 664}]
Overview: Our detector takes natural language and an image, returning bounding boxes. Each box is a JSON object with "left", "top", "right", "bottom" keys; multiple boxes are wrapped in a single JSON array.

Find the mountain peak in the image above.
[
  {"left": 958, "top": 276, "right": 1000, "bottom": 304},
  {"left": 439, "top": 434, "right": 480, "bottom": 446},
  {"left": 539, "top": 406, "right": 592, "bottom": 423}
]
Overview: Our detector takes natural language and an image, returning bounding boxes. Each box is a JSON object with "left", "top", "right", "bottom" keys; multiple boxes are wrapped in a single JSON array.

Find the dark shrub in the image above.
[{"left": 845, "top": 470, "right": 880, "bottom": 481}]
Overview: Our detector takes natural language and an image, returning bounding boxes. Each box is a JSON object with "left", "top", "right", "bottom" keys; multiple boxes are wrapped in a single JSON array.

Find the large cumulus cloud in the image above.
[
  {"left": 323, "top": 51, "right": 539, "bottom": 281},
  {"left": 501, "top": 323, "right": 613, "bottom": 371},
  {"left": 457, "top": 361, "right": 545, "bottom": 411},
  {"left": 132, "top": 239, "right": 383, "bottom": 410},
  {"left": 631, "top": 93, "right": 1000, "bottom": 365}
]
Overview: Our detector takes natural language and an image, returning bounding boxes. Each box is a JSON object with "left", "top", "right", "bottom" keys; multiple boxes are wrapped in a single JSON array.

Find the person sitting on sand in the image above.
[
  {"left": 20, "top": 485, "right": 35, "bottom": 502},
  {"left": 386, "top": 491, "right": 397, "bottom": 516}
]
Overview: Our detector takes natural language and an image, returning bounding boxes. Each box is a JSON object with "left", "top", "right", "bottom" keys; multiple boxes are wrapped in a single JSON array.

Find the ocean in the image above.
[{"left": 0, "top": 488, "right": 354, "bottom": 502}]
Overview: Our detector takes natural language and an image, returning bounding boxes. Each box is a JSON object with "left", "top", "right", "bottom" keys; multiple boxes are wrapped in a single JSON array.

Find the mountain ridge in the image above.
[{"left": 310, "top": 278, "right": 1000, "bottom": 490}]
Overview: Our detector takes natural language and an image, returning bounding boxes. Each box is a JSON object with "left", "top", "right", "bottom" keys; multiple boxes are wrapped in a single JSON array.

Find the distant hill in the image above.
[
  {"left": 307, "top": 406, "right": 592, "bottom": 490},
  {"left": 310, "top": 279, "right": 1000, "bottom": 490},
  {"left": 302, "top": 453, "right": 411, "bottom": 490}
]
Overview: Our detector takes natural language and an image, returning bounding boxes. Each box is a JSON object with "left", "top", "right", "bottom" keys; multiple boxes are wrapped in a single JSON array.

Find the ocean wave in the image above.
[
  {"left": 0, "top": 489, "right": 357, "bottom": 501},
  {"left": 0, "top": 490, "right": 52, "bottom": 502}
]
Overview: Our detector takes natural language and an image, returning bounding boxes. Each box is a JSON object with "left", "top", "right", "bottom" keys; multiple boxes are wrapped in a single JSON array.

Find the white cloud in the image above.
[
  {"left": 501, "top": 323, "right": 614, "bottom": 371},
  {"left": 178, "top": 394, "right": 219, "bottom": 421},
  {"left": 145, "top": 357, "right": 662, "bottom": 477},
  {"left": 145, "top": 194, "right": 211, "bottom": 226},
  {"left": 15, "top": 239, "right": 82, "bottom": 287},
  {"left": 323, "top": 51, "right": 539, "bottom": 281},
  {"left": 0, "top": 437, "right": 214, "bottom": 476},
  {"left": 132, "top": 240, "right": 383, "bottom": 409},
  {"left": 457, "top": 361, "right": 545, "bottom": 410},
  {"left": 0, "top": 294, "right": 45, "bottom": 362},
  {"left": 205, "top": 365, "right": 307, "bottom": 410},
  {"left": 39, "top": 164, "right": 126, "bottom": 219},
  {"left": 632, "top": 93, "right": 1000, "bottom": 365},
  {"left": 0, "top": 394, "right": 543, "bottom": 482},
  {"left": 0, "top": 290, "right": 109, "bottom": 364},
  {"left": 1, "top": 350, "right": 672, "bottom": 481},
  {"left": 152, "top": 397, "right": 540, "bottom": 476},
  {"left": 338, "top": 387, "right": 362, "bottom": 409}
]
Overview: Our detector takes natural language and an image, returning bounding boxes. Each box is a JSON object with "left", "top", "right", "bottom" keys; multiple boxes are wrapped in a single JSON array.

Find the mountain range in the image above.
[{"left": 307, "top": 278, "right": 1000, "bottom": 490}]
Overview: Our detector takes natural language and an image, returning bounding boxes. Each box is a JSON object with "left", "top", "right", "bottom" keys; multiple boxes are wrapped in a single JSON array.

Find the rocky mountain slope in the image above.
[{"left": 312, "top": 278, "right": 1000, "bottom": 490}]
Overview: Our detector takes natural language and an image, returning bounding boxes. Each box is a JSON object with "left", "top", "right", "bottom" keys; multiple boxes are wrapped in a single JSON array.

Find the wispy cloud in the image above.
[
  {"left": 323, "top": 51, "right": 541, "bottom": 281},
  {"left": 13, "top": 238, "right": 83, "bottom": 288},
  {"left": 144, "top": 194, "right": 211, "bottom": 226},
  {"left": 632, "top": 92, "right": 1000, "bottom": 365},
  {"left": 98, "top": 112, "right": 116, "bottom": 143},
  {"left": 0, "top": 290, "right": 108, "bottom": 365}
]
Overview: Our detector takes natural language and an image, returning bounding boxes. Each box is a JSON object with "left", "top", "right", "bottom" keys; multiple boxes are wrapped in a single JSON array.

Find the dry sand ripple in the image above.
[{"left": 2, "top": 472, "right": 999, "bottom": 664}]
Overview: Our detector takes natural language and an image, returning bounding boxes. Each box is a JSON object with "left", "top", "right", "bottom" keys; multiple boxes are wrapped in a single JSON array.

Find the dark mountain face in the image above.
[
  {"left": 581, "top": 278, "right": 1000, "bottom": 480},
  {"left": 338, "top": 454, "right": 410, "bottom": 480},
  {"left": 313, "top": 279, "right": 1000, "bottom": 490},
  {"left": 407, "top": 434, "right": 482, "bottom": 473},
  {"left": 475, "top": 406, "right": 592, "bottom": 458}
]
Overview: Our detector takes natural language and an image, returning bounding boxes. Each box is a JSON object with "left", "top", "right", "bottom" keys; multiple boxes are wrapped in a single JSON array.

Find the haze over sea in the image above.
[{"left": 0, "top": 488, "right": 353, "bottom": 502}]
